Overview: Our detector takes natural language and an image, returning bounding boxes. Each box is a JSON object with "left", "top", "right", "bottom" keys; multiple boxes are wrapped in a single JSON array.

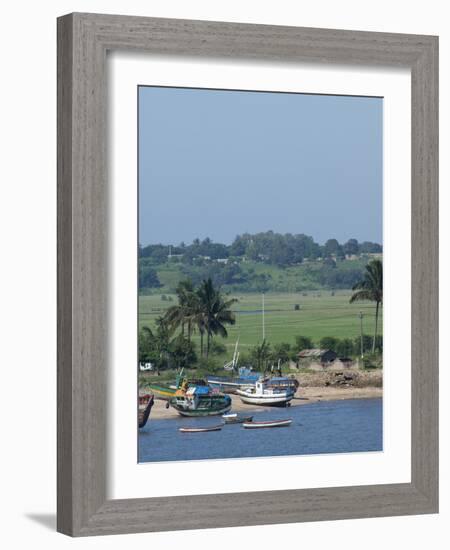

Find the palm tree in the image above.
[
  {"left": 196, "top": 278, "right": 237, "bottom": 358},
  {"left": 163, "top": 280, "right": 197, "bottom": 341},
  {"left": 350, "top": 259, "right": 383, "bottom": 353}
]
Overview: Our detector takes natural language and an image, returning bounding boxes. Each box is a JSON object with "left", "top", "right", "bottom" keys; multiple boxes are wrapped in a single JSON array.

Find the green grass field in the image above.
[{"left": 139, "top": 290, "right": 382, "bottom": 356}]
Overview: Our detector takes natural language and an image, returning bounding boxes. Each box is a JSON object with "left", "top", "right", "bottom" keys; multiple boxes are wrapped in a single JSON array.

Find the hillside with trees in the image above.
[{"left": 139, "top": 232, "right": 382, "bottom": 294}]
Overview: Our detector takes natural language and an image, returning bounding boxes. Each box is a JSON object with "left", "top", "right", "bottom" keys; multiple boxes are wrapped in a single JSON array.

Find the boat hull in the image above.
[
  {"left": 148, "top": 384, "right": 176, "bottom": 401},
  {"left": 222, "top": 414, "right": 254, "bottom": 424},
  {"left": 179, "top": 425, "right": 223, "bottom": 433},
  {"left": 170, "top": 392, "right": 232, "bottom": 417},
  {"left": 238, "top": 395, "right": 293, "bottom": 406},
  {"left": 243, "top": 419, "right": 292, "bottom": 429},
  {"left": 172, "top": 403, "right": 232, "bottom": 417},
  {"left": 138, "top": 394, "right": 154, "bottom": 428},
  {"left": 236, "top": 388, "right": 294, "bottom": 406},
  {"left": 207, "top": 376, "right": 298, "bottom": 394}
]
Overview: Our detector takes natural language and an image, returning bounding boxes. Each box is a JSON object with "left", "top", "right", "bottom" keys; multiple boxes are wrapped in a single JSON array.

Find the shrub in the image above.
[
  {"left": 271, "top": 342, "right": 291, "bottom": 365},
  {"left": 171, "top": 335, "right": 197, "bottom": 369},
  {"left": 353, "top": 334, "right": 383, "bottom": 355},
  {"left": 210, "top": 341, "right": 227, "bottom": 356},
  {"left": 295, "top": 335, "right": 314, "bottom": 352},
  {"left": 195, "top": 356, "right": 221, "bottom": 374},
  {"left": 362, "top": 353, "right": 383, "bottom": 369},
  {"left": 319, "top": 336, "right": 339, "bottom": 351},
  {"left": 335, "top": 338, "right": 355, "bottom": 357}
]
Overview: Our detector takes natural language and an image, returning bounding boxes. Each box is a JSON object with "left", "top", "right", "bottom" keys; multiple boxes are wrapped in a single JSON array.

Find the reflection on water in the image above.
[{"left": 139, "top": 398, "right": 382, "bottom": 463}]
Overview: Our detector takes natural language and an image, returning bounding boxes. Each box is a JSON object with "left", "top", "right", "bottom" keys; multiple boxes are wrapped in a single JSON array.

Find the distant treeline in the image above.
[
  {"left": 139, "top": 232, "right": 382, "bottom": 292},
  {"left": 140, "top": 231, "right": 382, "bottom": 266}
]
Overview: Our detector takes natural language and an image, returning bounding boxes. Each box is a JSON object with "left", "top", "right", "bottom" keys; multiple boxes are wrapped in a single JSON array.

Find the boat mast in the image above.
[
  {"left": 262, "top": 292, "right": 265, "bottom": 341},
  {"left": 232, "top": 337, "right": 239, "bottom": 369}
]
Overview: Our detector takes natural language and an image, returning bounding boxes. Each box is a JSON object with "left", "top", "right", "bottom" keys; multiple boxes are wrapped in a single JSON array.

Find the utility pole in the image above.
[
  {"left": 359, "top": 311, "right": 364, "bottom": 358},
  {"left": 262, "top": 292, "right": 265, "bottom": 341}
]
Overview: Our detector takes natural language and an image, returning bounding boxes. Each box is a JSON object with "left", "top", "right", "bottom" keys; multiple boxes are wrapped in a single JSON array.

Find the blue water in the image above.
[{"left": 139, "top": 398, "right": 382, "bottom": 463}]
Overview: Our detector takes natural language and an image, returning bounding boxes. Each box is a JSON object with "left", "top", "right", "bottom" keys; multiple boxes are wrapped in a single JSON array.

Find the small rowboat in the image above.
[
  {"left": 242, "top": 419, "right": 292, "bottom": 429},
  {"left": 222, "top": 413, "right": 254, "bottom": 424},
  {"left": 179, "top": 425, "right": 223, "bottom": 433}
]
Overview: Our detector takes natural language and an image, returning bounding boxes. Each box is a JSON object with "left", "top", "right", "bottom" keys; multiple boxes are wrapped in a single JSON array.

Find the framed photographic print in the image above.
[{"left": 57, "top": 13, "right": 438, "bottom": 536}]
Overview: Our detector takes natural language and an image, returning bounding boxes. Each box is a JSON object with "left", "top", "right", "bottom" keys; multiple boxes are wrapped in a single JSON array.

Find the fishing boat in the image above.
[
  {"left": 222, "top": 413, "right": 254, "bottom": 424},
  {"left": 207, "top": 365, "right": 260, "bottom": 394},
  {"left": 223, "top": 338, "right": 241, "bottom": 371},
  {"left": 179, "top": 424, "right": 223, "bottom": 433},
  {"left": 242, "top": 418, "right": 292, "bottom": 429},
  {"left": 206, "top": 374, "right": 259, "bottom": 394},
  {"left": 207, "top": 340, "right": 259, "bottom": 392},
  {"left": 148, "top": 369, "right": 209, "bottom": 401},
  {"left": 147, "top": 383, "right": 177, "bottom": 401},
  {"left": 236, "top": 379, "right": 295, "bottom": 406},
  {"left": 266, "top": 376, "right": 299, "bottom": 392},
  {"left": 138, "top": 393, "right": 154, "bottom": 428},
  {"left": 170, "top": 385, "right": 232, "bottom": 417}
]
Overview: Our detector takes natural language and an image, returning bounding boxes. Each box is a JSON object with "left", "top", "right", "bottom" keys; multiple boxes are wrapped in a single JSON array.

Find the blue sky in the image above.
[{"left": 139, "top": 86, "right": 382, "bottom": 246}]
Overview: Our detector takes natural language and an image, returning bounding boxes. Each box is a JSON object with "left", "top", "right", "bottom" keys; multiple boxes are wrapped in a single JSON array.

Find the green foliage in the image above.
[
  {"left": 319, "top": 336, "right": 339, "bottom": 351},
  {"left": 323, "top": 239, "right": 341, "bottom": 258},
  {"left": 195, "top": 278, "right": 238, "bottom": 357},
  {"left": 350, "top": 259, "right": 383, "bottom": 353},
  {"left": 350, "top": 260, "right": 383, "bottom": 305},
  {"left": 161, "top": 277, "right": 237, "bottom": 359},
  {"left": 138, "top": 319, "right": 172, "bottom": 369},
  {"left": 359, "top": 242, "right": 382, "bottom": 253},
  {"left": 141, "top": 291, "right": 383, "bottom": 355},
  {"left": 139, "top": 233, "right": 382, "bottom": 292},
  {"left": 249, "top": 340, "right": 272, "bottom": 372},
  {"left": 180, "top": 262, "right": 248, "bottom": 288},
  {"left": 139, "top": 257, "right": 375, "bottom": 294},
  {"left": 335, "top": 338, "right": 355, "bottom": 357},
  {"left": 182, "top": 237, "right": 229, "bottom": 262},
  {"left": 170, "top": 335, "right": 197, "bottom": 368},
  {"left": 353, "top": 334, "right": 383, "bottom": 356},
  {"left": 372, "top": 335, "right": 383, "bottom": 353},
  {"left": 139, "top": 244, "right": 170, "bottom": 263},
  {"left": 343, "top": 238, "right": 359, "bottom": 256},
  {"left": 138, "top": 326, "right": 155, "bottom": 364},
  {"left": 138, "top": 318, "right": 196, "bottom": 370},
  {"left": 209, "top": 341, "right": 227, "bottom": 355},
  {"left": 238, "top": 352, "right": 251, "bottom": 366},
  {"left": 362, "top": 352, "right": 383, "bottom": 369},
  {"left": 318, "top": 265, "right": 365, "bottom": 288},
  {"left": 271, "top": 342, "right": 291, "bottom": 365},
  {"left": 139, "top": 263, "right": 161, "bottom": 288},
  {"left": 295, "top": 335, "right": 314, "bottom": 352},
  {"left": 195, "top": 356, "right": 222, "bottom": 374}
]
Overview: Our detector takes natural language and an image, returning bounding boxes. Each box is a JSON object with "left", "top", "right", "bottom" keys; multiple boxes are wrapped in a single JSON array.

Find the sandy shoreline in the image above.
[{"left": 148, "top": 386, "right": 382, "bottom": 420}]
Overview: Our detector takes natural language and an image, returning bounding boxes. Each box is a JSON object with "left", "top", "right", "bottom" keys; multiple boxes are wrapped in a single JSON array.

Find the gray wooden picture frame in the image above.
[{"left": 57, "top": 12, "right": 438, "bottom": 537}]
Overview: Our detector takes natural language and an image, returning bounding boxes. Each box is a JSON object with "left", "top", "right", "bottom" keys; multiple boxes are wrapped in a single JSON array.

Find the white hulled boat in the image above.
[{"left": 236, "top": 378, "right": 295, "bottom": 406}]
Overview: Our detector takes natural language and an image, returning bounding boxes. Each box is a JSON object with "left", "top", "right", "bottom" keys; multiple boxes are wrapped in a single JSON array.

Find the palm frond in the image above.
[{"left": 349, "top": 290, "right": 376, "bottom": 303}]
